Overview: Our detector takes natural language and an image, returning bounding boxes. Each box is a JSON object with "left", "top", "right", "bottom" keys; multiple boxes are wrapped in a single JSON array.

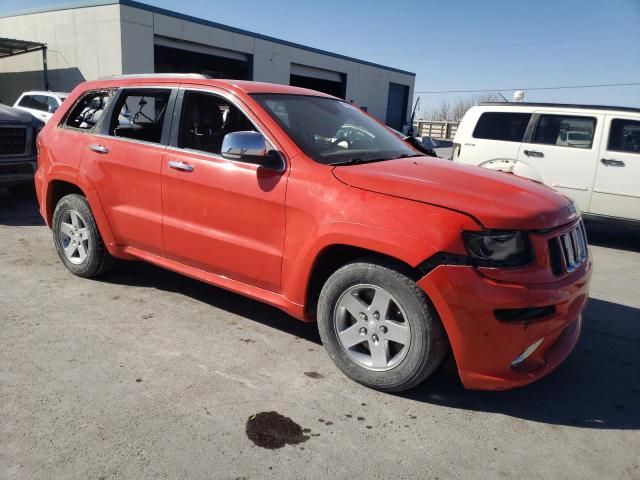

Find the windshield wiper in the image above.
[
  {"left": 329, "top": 157, "right": 384, "bottom": 166},
  {"left": 330, "top": 153, "right": 422, "bottom": 166}
]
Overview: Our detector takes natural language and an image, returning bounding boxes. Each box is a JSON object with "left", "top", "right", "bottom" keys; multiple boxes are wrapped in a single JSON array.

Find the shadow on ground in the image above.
[
  {"left": 403, "top": 297, "right": 640, "bottom": 430},
  {"left": 2, "top": 192, "right": 638, "bottom": 429},
  {"left": 584, "top": 216, "right": 640, "bottom": 253},
  {"left": 0, "top": 188, "right": 44, "bottom": 226}
]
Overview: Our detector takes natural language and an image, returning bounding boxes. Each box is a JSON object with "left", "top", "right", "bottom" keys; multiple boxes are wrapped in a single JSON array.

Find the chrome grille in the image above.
[
  {"left": 559, "top": 221, "right": 588, "bottom": 272},
  {"left": 0, "top": 127, "right": 27, "bottom": 155}
]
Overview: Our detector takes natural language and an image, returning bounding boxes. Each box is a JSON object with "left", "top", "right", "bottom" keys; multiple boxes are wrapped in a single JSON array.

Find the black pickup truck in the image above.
[{"left": 0, "top": 103, "right": 43, "bottom": 194}]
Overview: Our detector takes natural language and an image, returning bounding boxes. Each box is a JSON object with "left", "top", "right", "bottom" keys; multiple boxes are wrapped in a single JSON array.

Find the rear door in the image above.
[
  {"left": 516, "top": 111, "right": 603, "bottom": 212},
  {"left": 80, "top": 87, "right": 175, "bottom": 255},
  {"left": 590, "top": 115, "right": 640, "bottom": 220}
]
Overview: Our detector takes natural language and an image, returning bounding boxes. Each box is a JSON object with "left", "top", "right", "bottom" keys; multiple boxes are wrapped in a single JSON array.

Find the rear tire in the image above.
[
  {"left": 52, "top": 194, "right": 115, "bottom": 278},
  {"left": 317, "top": 260, "right": 447, "bottom": 392}
]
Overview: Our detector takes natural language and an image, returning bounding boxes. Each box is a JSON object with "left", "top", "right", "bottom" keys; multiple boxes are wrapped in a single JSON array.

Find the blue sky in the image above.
[{"left": 3, "top": 0, "right": 640, "bottom": 111}]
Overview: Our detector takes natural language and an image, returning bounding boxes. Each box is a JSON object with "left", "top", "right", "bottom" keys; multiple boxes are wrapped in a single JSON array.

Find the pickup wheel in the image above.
[
  {"left": 317, "top": 261, "right": 447, "bottom": 392},
  {"left": 52, "top": 194, "right": 114, "bottom": 278}
]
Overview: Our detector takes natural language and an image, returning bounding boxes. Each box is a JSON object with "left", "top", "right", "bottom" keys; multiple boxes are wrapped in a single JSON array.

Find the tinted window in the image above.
[
  {"left": 178, "top": 91, "right": 256, "bottom": 155},
  {"left": 65, "top": 90, "right": 113, "bottom": 130},
  {"left": 18, "top": 95, "right": 49, "bottom": 111},
  {"left": 533, "top": 114, "right": 595, "bottom": 149},
  {"left": 252, "top": 94, "right": 415, "bottom": 165},
  {"left": 472, "top": 112, "right": 531, "bottom": 142},
  {"left": 608, "top": 118, "right": 640, "bottom": 154},
  {"left": 18, "top": 95, "right": 35, "bottom": 108},
  {"left": 108, "top": 90, "right": 171, "bottom": 144}
]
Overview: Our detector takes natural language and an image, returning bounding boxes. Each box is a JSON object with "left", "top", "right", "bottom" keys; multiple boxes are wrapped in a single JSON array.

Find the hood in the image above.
[
  {"left": 332, "top": 157, "right": 577, "bottom": 230},
  {"left": 0, "top": 104, "right": 34, "bottom": 124}
]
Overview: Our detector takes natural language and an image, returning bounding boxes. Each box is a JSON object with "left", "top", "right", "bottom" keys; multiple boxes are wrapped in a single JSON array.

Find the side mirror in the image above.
[
  {"left": 221, "top": 131, "right": 284, "bottom": 171},
  {"left": 48, "top": 104, "right": 58, "bottom": 113}
]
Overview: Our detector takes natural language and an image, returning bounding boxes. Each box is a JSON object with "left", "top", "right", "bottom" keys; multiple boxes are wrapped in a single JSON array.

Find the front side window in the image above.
[
  {"left": 533, "top": 114, "right": 596, "bottom": 149},
  {"left": 608, "top": 118, "right": 640, "bottom": 154},
  {"left": 108, "top": 90, "right": 171, "bottom": 144},
  {"left": 178, "top": 91, "right": 256, "bottom": 155},
  {"left": 252, "top": 94, "right": 416, "bottom": 165},
  {"left": 64, "top": 90, "right": 113, "bottom": 130},
  {"left": 472, "top": 112, "right": 532, "bottom": 142}
]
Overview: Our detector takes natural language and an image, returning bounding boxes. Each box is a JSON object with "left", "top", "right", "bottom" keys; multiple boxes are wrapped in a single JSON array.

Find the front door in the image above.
[
  {"left": 590, "top": 115, "right": 640, "bottom": 221},
  {"left": 516, "top": 111, "right": 602, "bottom": 213},
  {"left": 161, "top": 89, "right": 288, "bottom": 292}
]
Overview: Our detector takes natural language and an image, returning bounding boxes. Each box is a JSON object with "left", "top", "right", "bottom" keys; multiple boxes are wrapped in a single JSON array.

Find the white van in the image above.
[
  {"left": 452, "top": 103, "right": 640, "bottom": 222},
  {"left": 13, "top": 91, "right": 68, "bottom": 123}
]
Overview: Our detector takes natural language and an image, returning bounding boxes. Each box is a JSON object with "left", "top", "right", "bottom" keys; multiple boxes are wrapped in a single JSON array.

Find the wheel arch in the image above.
[
  {"left": 45, "top": 173, "right": 117, "bottom": 247},
  {"left": 302, "top": 244, "right": 422, "bottom": 320}
]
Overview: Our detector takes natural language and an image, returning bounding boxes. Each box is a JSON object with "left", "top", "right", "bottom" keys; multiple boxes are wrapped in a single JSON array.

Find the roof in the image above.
[
  {"left": 0, "top": 0, "right": 416, "bottom": 77},
  {"left": 0, "top": 37, "right": 46, "bottom": 58},
  {"left": 77, "top": 75, "right": 340, "bottom": 98},
  {"left": 479, "top": 102, "right": 640, "bottom": 114}
]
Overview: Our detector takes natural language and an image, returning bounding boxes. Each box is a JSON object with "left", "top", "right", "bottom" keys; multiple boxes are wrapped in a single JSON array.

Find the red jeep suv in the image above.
[{"left": 35, "top": 75, "right": 591, "bottom": 392}]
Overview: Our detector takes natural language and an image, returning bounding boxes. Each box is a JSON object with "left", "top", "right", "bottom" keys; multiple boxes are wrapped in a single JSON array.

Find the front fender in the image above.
[{"left": 281, "top": 221, "right": 433, "bottom": 309}]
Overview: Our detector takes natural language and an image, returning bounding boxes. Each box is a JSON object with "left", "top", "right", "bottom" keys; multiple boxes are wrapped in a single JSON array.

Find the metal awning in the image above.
[
  {"left": 0, "top": 37, "right": 45, "bottom": 58},
  {"left": 0, "top": 37, "right": 49, "bottom": 89}
]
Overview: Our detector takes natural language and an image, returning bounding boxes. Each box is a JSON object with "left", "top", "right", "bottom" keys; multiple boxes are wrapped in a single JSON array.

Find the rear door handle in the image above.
[
  {"left": 600, "top": 158, "right": 625, "bottom": 167},
  {"left": 168, "top": 160, "right": 194, "bottom": 172},
  {"left": 523, "top": 149, "right": 544, "bottom": 158},
  {"left": 89, "top": 144, "right": 109, "bottom": 154}
]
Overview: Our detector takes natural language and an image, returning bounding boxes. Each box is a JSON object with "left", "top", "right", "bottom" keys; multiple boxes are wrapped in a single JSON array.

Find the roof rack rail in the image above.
[{"left": 98, "top": 73, "right": 211, "bottom": 80}]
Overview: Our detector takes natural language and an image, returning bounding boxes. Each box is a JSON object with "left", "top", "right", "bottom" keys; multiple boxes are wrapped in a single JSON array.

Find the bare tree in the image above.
[{"left": 421, "top": 94, "right": 502, "bottom": 121}]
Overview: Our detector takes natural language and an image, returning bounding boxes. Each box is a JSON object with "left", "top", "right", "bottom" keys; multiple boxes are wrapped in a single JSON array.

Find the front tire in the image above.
[
  {"left": 317, "top": 260, "right": 447, "bottom": 392},
  {"left": 52, "top": 194, "right": 114, "bottom": 278}
]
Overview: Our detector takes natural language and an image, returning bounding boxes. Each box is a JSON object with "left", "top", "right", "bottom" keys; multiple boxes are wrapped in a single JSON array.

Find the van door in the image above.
[
  {"left": 590, "top": 115, "right": 640, "bottom": 221},
  {"left": 515, "top": 111, "right": 603, "bottom": 213}
]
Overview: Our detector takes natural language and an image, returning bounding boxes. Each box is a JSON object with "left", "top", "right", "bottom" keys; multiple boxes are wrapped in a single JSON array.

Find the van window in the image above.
[
  {"left": 178, "top": 90, "right": 256, "bottom": 155},
  {"left": 64, "top": 90, "right": 113, "bottom": 130},
  {"left": 533, "top": 114, "right": 595, "bottom": 149},
  {"left": 472, "top": 112, "right": 531, "bottom": 142},
  {"left": 108, "top": 90, "right": 171, "bottom": 144},
  {"left": 608, "top": 119, "right": 640, "bottom": 154}
]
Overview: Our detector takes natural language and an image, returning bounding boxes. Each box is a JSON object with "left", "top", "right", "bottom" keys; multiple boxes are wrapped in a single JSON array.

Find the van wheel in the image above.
[
  {"left": 317, "top": 260, "right": 447, "bottom": 392},
  {"left": 52, "top": 194, "right": 114, "bottom": 278}
]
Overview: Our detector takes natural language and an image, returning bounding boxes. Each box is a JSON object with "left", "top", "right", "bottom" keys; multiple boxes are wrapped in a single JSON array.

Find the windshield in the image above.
[{"left": 252, "top": 94, "right": 416, "bottom": 165}]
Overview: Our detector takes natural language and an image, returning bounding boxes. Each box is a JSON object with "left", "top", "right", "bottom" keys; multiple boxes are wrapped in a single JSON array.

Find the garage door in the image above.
[
  {"left": 154, "top": 37, "right": 251, "bottom": 80},
  {"left": 386, "top": 83, "right": 409, "bottom": 130},
  {"left": 289, "top": 63, "right": 346, "bottom": 99}
]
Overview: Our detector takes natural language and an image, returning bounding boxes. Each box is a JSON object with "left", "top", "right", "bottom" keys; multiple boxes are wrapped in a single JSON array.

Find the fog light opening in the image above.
[{"left": 511, "top": 338, "right": 545, "bottom": 367}]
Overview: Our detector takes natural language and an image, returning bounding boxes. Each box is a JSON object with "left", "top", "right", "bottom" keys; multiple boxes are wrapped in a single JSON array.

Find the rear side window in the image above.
[
  {"left": 533, "top": 114, "right": 596, "bottom": 149},
  {"left": 472, "top": 112, "right": 531, "bottom": 142},
  {"left": 64, "top": 90, "right": 113, "bottom": 130},
  {"left": 108, "top": 89, "right": 171, "bottom": 145},
  {"left": 608, "top": 118, "right": 640, "bottom": 154}
]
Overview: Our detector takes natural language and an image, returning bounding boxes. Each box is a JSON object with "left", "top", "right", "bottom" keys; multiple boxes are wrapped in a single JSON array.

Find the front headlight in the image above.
[{"left": 462, "top": 230, "right": 533, "bottom": 267}]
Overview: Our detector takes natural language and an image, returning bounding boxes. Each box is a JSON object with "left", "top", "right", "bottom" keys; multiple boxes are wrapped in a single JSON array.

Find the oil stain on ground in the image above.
[{"left": 246, "top": 411, "right": 310, "bottom": 449}]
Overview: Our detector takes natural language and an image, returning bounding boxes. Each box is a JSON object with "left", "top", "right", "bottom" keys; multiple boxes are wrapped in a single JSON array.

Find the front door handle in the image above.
[
  {"left": 89, "top": 144, "right": 109, "bottom": 154},
  {"left": 600, "top": 158, "right": 625, "bottom": 167},
  {"left": 523, "top": 149, "right": 544, "bottom": 158},
  {"left": 168, "top": 160, "right": 194, "bottom": 172}
]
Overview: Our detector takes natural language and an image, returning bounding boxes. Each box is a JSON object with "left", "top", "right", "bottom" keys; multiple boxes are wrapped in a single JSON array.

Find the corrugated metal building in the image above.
[{"left": 0, "top": 0, "right": 416, "bottom": 129}]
